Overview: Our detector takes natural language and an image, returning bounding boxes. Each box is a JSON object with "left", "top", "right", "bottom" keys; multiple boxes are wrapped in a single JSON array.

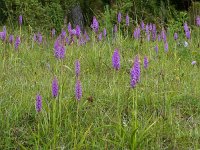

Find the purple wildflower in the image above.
[
  {"left": 19, "top": 15, "right": 23, "bottom": 25},
  {"left": 134, "top": 27, "right": 140, "bottom": 39},
  {"left": 70, "top": 29, "right": 76, "bottom": 36},
  {"left": 9, "top": 35, "right": 14, "bottom": 44},
  {"left": 33, "top": 33, "right": 37, "bottom": 42},
  {"left": 98, "top": 32, "right": 102, "bottom": 41},
  {"left": 75, "top": 80, "right": 82, "bottom": 101},
  {"left": 152, "top": 24, "right": 157, "bottom": 41},
  {"left": 52, "top": 77, "right": 59, "bottom": 98},
  {"left": 36, "top": 94, "right": 42, "bottom": 112},
  {"left": 61, "top": 29, "right": 66, "bottom": 39},
  {"left": 76, "top": 25, "right": 81, "bottom": 37},
  {"left": 75, "top": 60, "right": 80, "bottom": 77},
  {"left": 141, "top": 21, "right": 145, "bottom": 30},
  {"left": 112, "top": 49, "right": 120, "bottom": 70},
  {"left": 15, "top": 36, "right": 20, "bottom": 50},
  {"left": 149, "top": 23, "right": 153, "bottom": 31},
  {"left": 130, "top": 56, "right": 140, "bottom": 88},
  {"left": 91, "top": 16, "right": 99, "bottom": 33},
  {"left": 126, "top": 14, "right": 129, "bottom": 26},
  {"left": 133, "top": 56, "right": 140, "bottom": 82},
  {"left": 191, "top": 61, "right": 197, "bottom": 65},
  {"left": 54, "top": 39, "right": 66, "bottom": 59},
  {"left": 78, "top": 36, "right": 85, "bottom": 46},
  {"left": 161, "top": 29, "right": 167, "bottom": 42},
  {"left": 130, "top": 67, "right": 137, "bottom": 88},
  {"left": 84, "top": 31, "right": 90, "bottom": 42},
  {"left": 174, "top": 32, "right": 178, "bottom": 40},
  {"left": 0, "top": 26, "right": 6, "bottom": 42},
  {"left": 184, "top": 22, "right": 189, "bottom": 32},
  {"left": 144, "top": 56, "right": 148, "bottom": 69},
  {"left": 196, "top": 16, "right": 200, "bottom": 27},
  {"left": 37, "top": 33, "right": 42, "bottom": 44},
  {"left": 66, "top": 37, "right": 69, "bottom": 45},
  {"left": 164, "top": 42, "right": 168, "bottom": 52},
  {"left": 114, "top": 24, "right": 117, "bottom": 33},
  {"left": 117, "top": 12, "right": 122, "bottom": 23},
  {"left": 185, "top": 30, "right": 191, "bottom": 39}
]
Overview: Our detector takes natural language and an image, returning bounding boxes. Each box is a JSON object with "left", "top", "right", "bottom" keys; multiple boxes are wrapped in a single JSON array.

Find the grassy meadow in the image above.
[{"left": 0, "top": 17, "right": 200, "bottom": 149}]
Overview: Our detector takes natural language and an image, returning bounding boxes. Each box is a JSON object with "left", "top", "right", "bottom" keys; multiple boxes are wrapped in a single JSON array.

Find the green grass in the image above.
[{"left": 0, "top": 26, "right": 200, "bottom": 149}]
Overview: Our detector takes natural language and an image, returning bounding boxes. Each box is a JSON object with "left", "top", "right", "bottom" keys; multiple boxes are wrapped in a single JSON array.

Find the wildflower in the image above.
[
  {"left": 184, "top": 22, "right": 189, "bottom": 32},
  {"left": 130, "top": 68, "right": 137, "bottom": 88},
  {"left": 0, "top": 26, "right": 6, "bottom": 42},
  {"left": 184, "top": 22, "right": 191, "bottom": 39},
  {"left": 112, "top": 49, "right": 120, "bottom": 70},
  {"left": 144, "top": 56, "right": 148, "bottom": 69},
  {"left": 52, "top": 77, "right": 59, "bottom": 98},
  {"left": 61, "top": 29, "right": 66, "bottom": 39},
  {"left": 9, "top": 35, "right": 14, "bottom": 44},
  {"left": 191, "top": 61, "right": 197, "bottom": 65},
  {"left": 130, "top": 56, "right": 140, "bottom": 88},
  {"left": 76, "top": 25, "right": 81, "bottom": 38},
  {"left": 133, "top": 56, "right": 140, "bottom": 82},
  {"left": 117, "top": 12, "right": 122, "bottom": 23},
  {"left": 161, "top": 29, "right": 167, "bottom": 42},
  {"left": 91, "top": 16, "right": 99, "bottom": 33},
  {"left": 155, "top": 45, "right": 158, "bottom": 54},
  {"left": 37, "top": 33, "right": 42, "bottom": 44},
  {"left": 184, "top": 41, "right": 188, "bottom": 47},
  {"left": 75, "top": 80, "right": 82, "bottom": 101},
  {"left": 98, "top": 32, "right": 102, "bottom": 41},
  {"left": 141, "top": 21, "right": 145, "bottom": 30},
  {"left": 185, "top": 30, "right": 190, "bottom": 39},
  {"left": 15, "top": 36, "right": 20, "bottom": 50},
  {"left": 164, "top": 42, "right": 168, "bottom": 52},
  {"left": 66, "top": 37, "right": 69, "bottom": 45},
  {"left": 78, "top": 36, "right": 85, "bottom": 46},
  {"left": 152, "top": 24, "right": 157, "bottom": 41},
  {"left": 19, "top": 15, "right": 22, "bottom": 25},
  {"left": 75, "top": 60, "right": 80, "bottom": 77},
  {"left": 174, "top": 32, "right": 178, "bottom": 40},
  {"left": 36, "top": 94, "right": 42, "bottom": 112},
  {"left": 70, "top": 29, "right": 76, "bottom": 36},
  {"left": 54, "top": 39, "right": 66, "bottom": 59},
  {"left": 196, "top": 16, "right": 200, "bottom": 27},
  {"left": 33, "top": 33, "right": 37, "bottom": 42},
  {"left": 126, "top": 14, "right": 129, "bottom": 26},
  {"left": 84, "top": 31, "right": 90, "bottom": 41},
  {"left": 134, "top": 27, "right": 140, "bottom": 39}
]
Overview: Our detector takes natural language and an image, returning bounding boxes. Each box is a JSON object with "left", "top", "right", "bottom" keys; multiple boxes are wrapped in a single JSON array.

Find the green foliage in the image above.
[
  {"left": 4, "top": 0, "right": 64, "bottom": 31},
  {"left": 188, "top": 2, "right": 200, "bottom": 25},
  {"left": 167, "top": 11, "right": 188, "bottom": 32}
]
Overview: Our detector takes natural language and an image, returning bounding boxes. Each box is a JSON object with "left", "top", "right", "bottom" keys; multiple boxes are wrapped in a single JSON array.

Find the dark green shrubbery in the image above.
[{"left": 0, "top": 0, "right": 197, "bottom": 31}]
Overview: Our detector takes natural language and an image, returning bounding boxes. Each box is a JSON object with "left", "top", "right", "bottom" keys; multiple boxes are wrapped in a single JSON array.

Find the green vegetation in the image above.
[{"left": 0, "top": 0, "right": 200, "bottom": 149}]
